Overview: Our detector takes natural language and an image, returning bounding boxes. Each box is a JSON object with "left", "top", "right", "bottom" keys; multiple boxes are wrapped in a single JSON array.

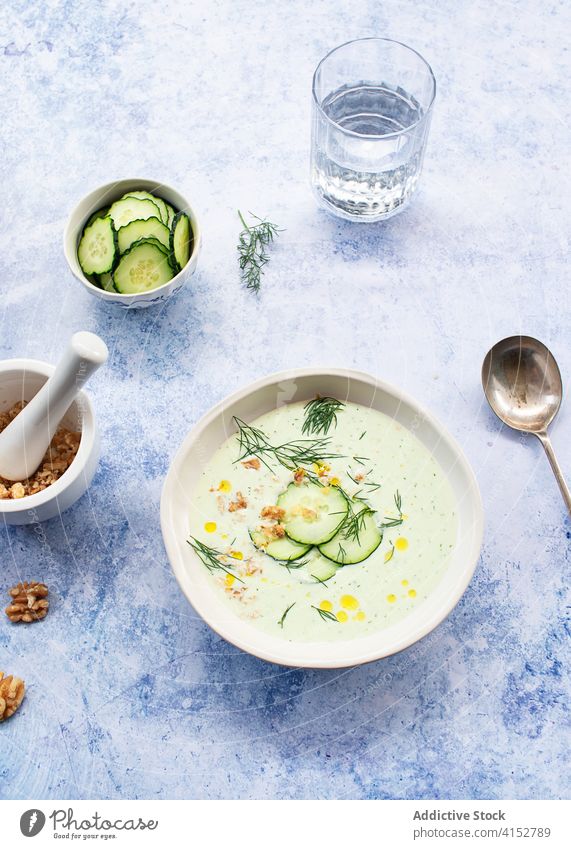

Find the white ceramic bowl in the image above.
[
  {"left": 161, "top": 368, "right": 484, "bottom": 668},
  {"left": 63, "top": 178, "right": 201, "bottom": 309},
  {"left": 0, "top": 359, "right": 100, "bottom": 525}
]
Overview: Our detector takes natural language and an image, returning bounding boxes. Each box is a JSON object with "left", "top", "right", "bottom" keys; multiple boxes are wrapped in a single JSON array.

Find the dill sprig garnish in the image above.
[
  {"left": 278, "top": 602, "right": 296, "bottom": 628},
  {"left": 311, "top": 605, "right": 338, "bottom": 622},
  {"left": 347, "top": 468, "right": 381, "bottom": 493},
  {"left": 187, "top": 537, "right": 245, "bottom": 583},
  {"left": 233, "top": 416, "right": 341, "bottom": 476},
  {"left": 237, "top": 210, "right": 282, "bottom": 293},
  {"left": 311, "top": 573, "right": 332, "bottom": 587},
  {"left": 281, "top": 558, "right": 309, "bottom": 572},
  {"left": 342, "top": 502, "right": 376, "bottom": 544},
  {"left": 302, "top": 396, "right": 345, "bottom": 436},
  {"left": 378, "top": 490, "right": 404, "bottom": 531}
]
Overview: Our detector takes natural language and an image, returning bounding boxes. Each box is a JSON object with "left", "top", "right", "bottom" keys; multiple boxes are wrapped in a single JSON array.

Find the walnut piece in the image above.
[
  {"left": 241, "top": 458, "right": 261, "bottom": 470},
  {"left": 0, "top": 402, "right": 80, "bottom": 499},
  {"left": 293, "top": 468, "right": 306, "bottom": 485},
  {"left": 261, "top": 523, "right": 286, "bottom": 540},
  {"left": 0, "top": 671, "right": 25, "bottom": 721},
  {"left": 228, "top": 491, "right": 247, "bottom": 512},
  {"left": 260, "top": 505, "right": 285, "bottom": 521},
  {"left": 5, "top": 581, "right": 49, "bottom": 623}
]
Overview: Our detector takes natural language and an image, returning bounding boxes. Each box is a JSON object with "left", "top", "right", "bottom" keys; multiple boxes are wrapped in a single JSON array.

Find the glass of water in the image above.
[{"left": 311, "top": 37, "right": 436, "bottom": 222}]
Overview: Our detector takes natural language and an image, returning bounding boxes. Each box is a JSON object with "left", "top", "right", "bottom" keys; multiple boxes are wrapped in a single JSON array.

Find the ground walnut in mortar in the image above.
[{"left": 0, "top": 402, "right": 80, "bottom": 498}]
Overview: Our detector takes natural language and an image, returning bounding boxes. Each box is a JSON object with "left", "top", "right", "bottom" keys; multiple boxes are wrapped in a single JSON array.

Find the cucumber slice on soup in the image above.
[
  {"left": 318, "top": 498, "right": 382, "bottom": 565},
  {"left": 78, "top": 216, "right": 117, "bottom": 276},
  {"left": 113, "top": 241, "right": 174, "bottom": 294},
  {"left": 249, "top": 529, "right": 311, "bottom": 562},
  {"left": 308, "top": 558, "right": 338, "bottom": 582},
  {"left": 278, "top": 481, "right": 348, "bottom": 546}
]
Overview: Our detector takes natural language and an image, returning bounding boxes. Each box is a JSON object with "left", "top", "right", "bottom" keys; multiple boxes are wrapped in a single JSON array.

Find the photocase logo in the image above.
[{"left": 20, "top": 809, "right": 46, "bottom": 837}]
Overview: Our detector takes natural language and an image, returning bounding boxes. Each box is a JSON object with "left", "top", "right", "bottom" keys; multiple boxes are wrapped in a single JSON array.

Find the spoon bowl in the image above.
[
  {"left": 482, "top": 335, "right": 571, "bottom": 515},
  {"left": 482, "top": 335, "right": 562, "bottom": 433}
]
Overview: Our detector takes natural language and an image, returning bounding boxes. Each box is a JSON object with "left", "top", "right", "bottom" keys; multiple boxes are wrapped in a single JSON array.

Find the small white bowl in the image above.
[
  {"left": 0, "top": 359, "right": 99, "bottom": 525},
  {"left": 161, "top": 368, "right": 484, "bottom": 668},
  {"left": 63, "top": 178, "right": 201, "bottom": 309}
]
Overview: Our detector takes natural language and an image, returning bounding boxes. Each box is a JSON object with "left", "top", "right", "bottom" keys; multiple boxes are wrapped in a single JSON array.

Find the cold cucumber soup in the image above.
[{"left": 187, "top": 397, "right": 457, "bottom": 642}]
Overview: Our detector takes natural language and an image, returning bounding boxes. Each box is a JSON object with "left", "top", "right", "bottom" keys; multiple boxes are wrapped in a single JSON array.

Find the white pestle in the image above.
[{"left": 0, "top": 331, "right": 108, "bottom": 482}]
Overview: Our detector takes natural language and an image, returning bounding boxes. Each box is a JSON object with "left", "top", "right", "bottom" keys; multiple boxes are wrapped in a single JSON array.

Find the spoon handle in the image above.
[{"left": 536, "top": 431, "right": 571, "bottom": 517}]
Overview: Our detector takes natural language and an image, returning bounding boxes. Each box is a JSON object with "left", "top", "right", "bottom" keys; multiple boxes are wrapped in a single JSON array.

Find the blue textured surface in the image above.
[{"left": 1, "top": 0, "right": 570, "bottom": 800}]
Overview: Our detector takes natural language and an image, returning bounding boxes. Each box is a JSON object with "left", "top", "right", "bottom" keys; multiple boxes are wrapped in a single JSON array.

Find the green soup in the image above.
[{"left": 188, "top": 400, "right": 457, "bottom": 642}]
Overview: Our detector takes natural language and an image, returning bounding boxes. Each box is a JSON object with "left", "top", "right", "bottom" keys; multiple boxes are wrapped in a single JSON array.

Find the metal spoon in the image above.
[{"left": 482, "top": 335, "right": 571, "bottom": 516}]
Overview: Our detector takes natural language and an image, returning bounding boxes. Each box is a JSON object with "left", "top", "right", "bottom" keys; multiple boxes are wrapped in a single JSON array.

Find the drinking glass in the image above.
[{"left": 310, "top": 37, "right": 436, "bottom": 222}]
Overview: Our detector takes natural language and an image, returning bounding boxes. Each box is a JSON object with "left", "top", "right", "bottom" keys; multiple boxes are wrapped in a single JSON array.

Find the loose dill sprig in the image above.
[
  {"left": 237, "top": 210, "right": 282, "bottom": 293},
  {"left": 233, "top": 416, "right": 341, "bottom": 475},
  {"left": 187, "top": 536, "right": 245, "bottom": 583},
  {"left": 278, "top": 602, "right": 296, "bottom": 628},
  {"left": 302, "top": 396, "right": 345, "bottom": 436},
  {"left": 311, "top": 605, "right": 338, "bottom": 622}
]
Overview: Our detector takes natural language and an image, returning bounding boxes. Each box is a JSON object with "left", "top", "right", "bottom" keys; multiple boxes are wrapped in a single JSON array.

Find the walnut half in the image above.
[
  {"left": 5, "top": 581, "right": 49, "bottom": 623},
  {"left": 0, "top": 672, "right": 25, "bottom": 721}
]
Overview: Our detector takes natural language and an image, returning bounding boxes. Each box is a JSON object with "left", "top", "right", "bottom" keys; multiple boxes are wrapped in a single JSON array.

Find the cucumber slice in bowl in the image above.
[
  {"left": 77, "top": 216, "right": 117, "bottom": 275},
  {"left": 249, "top": 529, "right": 311, "bottom": 562},
  {"left": 123, "top": 191, "right": 169, "bottom": 226},
  {"left": 318, "top": 498, "right": 382, "bottom": 565},
  {"left": 117, "top": 218, "right": 171, "bottom": 254},
  {"left": 85, "top": 206, "right": 109, "bottom": 228},
  {"left": 277, "top": 481, "right": 348, "bottom": 546},
  {"left": 170, "top": 211, "right": 192, "bottom": 270},
  {"left": 108, "top": 197, "right": 161, "bottom": 230},
  {"left": 113, "top": 240, "right": 175, "bottom": 294},
  {"left": 99, "top": 271, "right": 116, "bottom": 292},
  {"left": 165, "top": 203, "right": 176, "bottom": 228}
]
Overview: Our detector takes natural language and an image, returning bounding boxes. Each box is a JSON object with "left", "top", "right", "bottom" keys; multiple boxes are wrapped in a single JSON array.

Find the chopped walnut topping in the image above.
[
  {"left": 354, "top": 472, "right": 365, "bottom": 482},
  {"left": 290, "top": 504, "right": 317, "bottom": 520},
  {"left": 0, "top": 671, "right": 25, "bottom": 721},
  {"left": 301, "top": 506, "right": 317, "bottom": 520},
  {"left": 293, "top": 468, "right": 306, "bottom": 485},
  {"left": 261, "top": 523, "right": 286, "bottom": 540},
  {"left": 242, "top": 458, "right": 261, "bottom": 470},
  {"left": 5, "top": 581, "right": 49, "bottom": 623},
  {"left": 228, "top": 491, "right": 247, "bottom": 512},
  {"left": 0, "top": 402, "right": 80, "bottom": 498},
  {"left": 260, "top": 505, "right": 286, "bottom": 521}
]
